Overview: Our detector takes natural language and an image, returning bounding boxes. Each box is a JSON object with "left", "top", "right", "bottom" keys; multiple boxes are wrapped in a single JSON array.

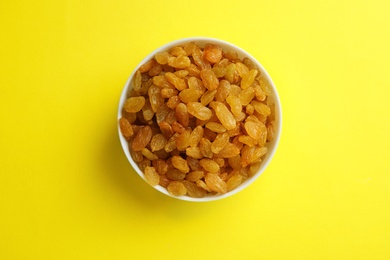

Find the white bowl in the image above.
[{"left": 118, "top": 37, "right": 282, "bottom": 202}]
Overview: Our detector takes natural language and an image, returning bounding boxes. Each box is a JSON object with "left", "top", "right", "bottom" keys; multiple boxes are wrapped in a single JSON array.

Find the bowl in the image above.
[{"left": 117, "top": 37, "right": 282, "bottom": 202}]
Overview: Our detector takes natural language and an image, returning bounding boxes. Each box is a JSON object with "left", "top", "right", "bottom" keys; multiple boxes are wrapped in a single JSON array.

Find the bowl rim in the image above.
[{"left": 117, "top": 37, "right": 282, "bottom": 202}]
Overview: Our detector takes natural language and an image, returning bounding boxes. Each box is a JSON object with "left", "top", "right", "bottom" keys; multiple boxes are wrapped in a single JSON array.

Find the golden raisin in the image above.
[
  {"left": 144, "top": 166, "right": 160, "bottom": 186},
  {"left": 124, "top": 96, "right": 145, "bottom": 113},
  {"left": 211, "top": 132, "right": 229, "bottom": 154},
  {"left": 172, "top": 155, "right": 190, "bottom": 173},
  {"left": 119, "top": 117, "right": 134, "bottom": 139},
  {"left": 121, "top": 42, "right": 276, "bottom": 197},
  {"left": 200, "top": 68, "right": 219, "bottom": 90},
  {"left": 203, "top": 43, "right": 223, "bottom": 64},
  {"left": 182, "top": 180, "right": 207, "bottom": 198},
  {"left": 211, "top": 101, "right": 237, "bottom": 130},
  {"left": 189, "top": 125, "right": 204, "bottom": 147},
  {"left": 132, "top": 125, "right": 152, "bottom": 152},
  {"left": 150, "top": 134, "right": 167, "bottom": 152},
  {"left": 200, "top": 159, "right": 220, "bottom": 173},
  {"left": 205, "top": 173, "right": 227, "bottom": 194},
  {"left": 226, "top": 174, "right": 243, "bottom": 192},
  {"left": 167, "top": 181, "right": 187, "bottom": 196},
  {"left": 187, "top": 102, "right": 212, "bottom": 120}
]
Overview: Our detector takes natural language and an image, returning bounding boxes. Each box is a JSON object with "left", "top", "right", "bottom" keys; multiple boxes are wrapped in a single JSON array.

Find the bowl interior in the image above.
[{"left": 118, "top": 37, "right": 282, "bottom": 202}]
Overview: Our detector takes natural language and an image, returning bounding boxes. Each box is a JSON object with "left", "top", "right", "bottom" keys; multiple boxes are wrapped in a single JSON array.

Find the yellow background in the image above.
[{"left": 1, "top": 0, "right": 389, "bottom": 259}]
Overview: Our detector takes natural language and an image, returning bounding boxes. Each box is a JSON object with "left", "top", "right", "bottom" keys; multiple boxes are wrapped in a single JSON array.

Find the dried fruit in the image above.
[
  {"left": 192, "top": 47, "right": 210, "bottom": 70},
  {"left": 201, "top": 89, "right": 217, "bottom": 106},
  {"left": 139, "top": 59, "right": 155, "bottom": 73},
  {"left": 216, "top": 143, "right": 240, "bottom": 158},
  {"left": 211, "top": 101, "right": 236, "bottom": 130},
  {"left": 155, "top": 52, "right": 170, "bottom": 65},
  {"left": 205, "top": 173, "right": 227, "bottom": 193},
  {"left": 179, "top": 89, "right": 202, "bottom": 103},
  {"left": 144, "top": 166, "right": 160, "bottom": 186},
  {"left": 205, "top": 122, "right": 226, "bottom": 133},
  {"left": 175, "top": 103, "right": 189, "bottom": 127},
  {"left": 238, "top": 135, "right": 258, "bottom": 147},
  {"left": 153, "top": 159, "right": 169, "bottom": 175},
  {"left": 167, "top": 181, "right": 187, "bottom": 196},
  {"left": 172, "top": 156, "right": 190, "bottom": 173},
  {"left": 124, "top": 96, "right": 145, "bottom": 113},
  {"left": 251, "top": 100, "right": 271, "bottom": 116},
  {"left": 238, "top": 87, "right": 255, "bottom": 106},
  {"left": 167, "top": 55, "right": 191, "bottom": 69},
  {"left": 226, "top": 95, "right": 242, "bottom": 117},
  {"left": 169, "top": 46, "right": 186, "bottom": 57},
  {"left": 130, "top": 149, "right": 143, "bottom": 163},
  {"left": 226, "top": 174, "right": 243, "bottom": 192},
  {"left": 200, "top": 159, "right": 220, "bottom": 173},
  {"left": 148, "top": 84, "right": 164, "bottom": 113},
  {"left": 174, "top": 70, "right": 189, "bottom": 78},
  {"left": 161, "top": 88, "right": 179, "bottom": 99},
  {"left": 183, "top": 42, "right": 197, "bottom": 55},
  {"left": 200, "top": 68, "right": 219, "bottom": 90},
  {"left": 187, "top": 77, "right": 205, "bottom": 92},
  {"left": 236, "top": 62, "right": 249, "bottom": 78},
  {"left": 172, "top": 121, "right": 186, "bottom": 134},
  {"left": 186, "top": 171, "right": 205, "bottom": 182},
  {"left": 142, "top": 148, "right": 158, "bottom": 161},
  {"left": 166, "top": 95, "right": 180, "bottom": 109},
  {"left": 165, "top": 72, "right": 187, "bottom": 91},
  {"left": 119, "top": 117, "right": 134, "bottom": 138},
  {"left": 186, "top": 147, "right": 203, "bottom": 159},
  {"left": 148, "top": 62, "right": 163, "bottom": 76},
  {"left": 159, "top": 174, "right": 170, "bottom": 187},
  {"left": 187, "top": 102, "right": 212, "bottom": 120},
  {"left": 203, "top": 43, "right": 223, "bottom": 64},
  {"left": 132, "top": 125, "right": 152, "bottom": 151},
  {"left": 182, "top": 180, "right": 207, "bottom": 198},
  {"left": 228, "top": 155, "right": 242, "bottom": 170},
  {"left": 225, "top": 63, "right": 236, "bottom": 83},
  {"left": 159, "top": 121, "right": 174, "bottom": 138},
  {"left": 176, "top": 130, "right": 191, "bottom": 151},
  {"left": 120, "top": 42, "right": 276, "bottom": 197},
  {"left": 199, "top": 138, "right": 213, "bottom": 158},
  {"left": 196, "top": 180, "right": 212, "bottom": 192},
  {"left": 132, "top": 70, "right": 142, "bottom": 92},
  {"left": 164, "top": 133, "right": 179, "bottom": 153},
  {"left": 211, "top": 132, "right": 229, "bottom": 154},
  {"left": 189, "top": 125, "right": 204, "bottom": 147},
  {"left": 150, "top": 134, "right": 167, "bottom": 152},
  {"left": 166, "top": 168, "right": 186, "bottom": 181},
  {"left": 155, "top": 104, "right": 171, "bottom": 124}
]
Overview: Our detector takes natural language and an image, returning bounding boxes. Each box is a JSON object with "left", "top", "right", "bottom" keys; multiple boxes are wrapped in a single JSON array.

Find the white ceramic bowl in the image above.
[{"left": 118, "top": 37, "right": 282, "bottom": 202}]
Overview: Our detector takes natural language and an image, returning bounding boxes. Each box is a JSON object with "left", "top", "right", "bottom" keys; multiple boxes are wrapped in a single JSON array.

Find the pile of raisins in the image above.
[{"left": 119, "top": 42, "right": 275, "bottom": 198}]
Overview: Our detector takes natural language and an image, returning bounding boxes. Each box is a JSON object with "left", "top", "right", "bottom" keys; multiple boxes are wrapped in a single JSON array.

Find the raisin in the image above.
[
  {"left": 131, "top": 126, "right": 152, "bottom": 151},
  {"left": 189, "top": 125, "right": 204, "bottom": 147},
  {"left": 205, "top": 173, "right": 227, "bottom": 194},
  {"left": 124, "top": 96, "right": 145, "bottom": 113},
  {"left": 226, "top": 174, "right": 243, "bottom": 192},
  {"left": 203, "top": 43, "right": 223, "bottom": 64},
  {"left": 182, "top": 180, "right": 207, "bottom": 198},
  {"left": 144, "top": 166, "right": 160, "bottom": 186},
  {"left": 211, "top": 132, "right": 229, "bottom": 154},
  {"left": 187, "top": 102, "right": 212, "bottom": 120},
  {"left": 167, "top": 181, "right": 187, "bottom": 196},
  {"left": 119, "top": 117, "right": 134, "bottom": 139},
  {"left": 199, "top": 159, "right": 220, "bottom": 173},
  {"left": 172, "top": 155, "right": 190, "bottom": 173},
  {"left": 200, "top": 68, "right": 219, "bottom": 90},
  {"left": 211, "top": 101, "right": 236, "bottom": 130}
]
